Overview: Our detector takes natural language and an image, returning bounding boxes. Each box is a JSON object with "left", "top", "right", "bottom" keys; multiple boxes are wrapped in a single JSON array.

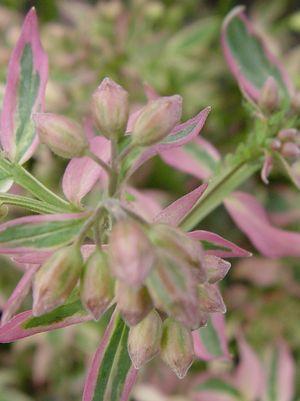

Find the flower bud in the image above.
[
  {"left": 116, "top": 281, "right": 152, "bottom": 326},
  {"left": 258, "top": 76, "right": 279, "bottom": 112},
  {"left": 270, "top": 138, "right": 282, "bottom": 150},
  {"left": 291, "top": 91, "right": 300, "bottom": 112},
  {"left": 108, "top": 220, "right": 155, "bottom": 287},
  {"left": 80, "top": 250, "right": 114, "bottom": 320},
  {"left": 160, "top": 318, "right": 194, "bottom": 379},
  {"left": 33, "top": 246, "right": 83, "bottom": 316},
  {"left": 131, "top": 95, "right": 182, "bottom": 146},
  {"left": 150, "top": 224, "right": 205, "bottom": 283},
  {"left": 33, "top": 113, "right": 88, "bottom": 158},
  {"left": 91, "top": 78, "right": 129, "bottom": 140},
  {"left": 281, "top": 142, "right": 300, "bottom": 158},
  {"left": 198, "top": 283, "right": 226, "bottom": 314},
  {"left": 203, "top": 255, "right": 231, "bottom": 284},
  {"left": 128, "top": 310, "right": 162, "bottom": 369},
  {"left": 278, "top": 128, "right": 298, "bottom": 142}
]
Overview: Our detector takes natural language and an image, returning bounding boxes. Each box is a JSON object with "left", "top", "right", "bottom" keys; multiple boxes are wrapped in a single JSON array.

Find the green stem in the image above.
[
  {"left": 180, "top": 157, "right": 262, "bottom": 231},
  {"left": 109, "top": 139, "right": 119, "bottom": 197},
  {"left": 0, "top": 157, "right": 77, "bottom": 212},
  {"left": 85, "top": 149, "right": 113, "bottom": 175}
]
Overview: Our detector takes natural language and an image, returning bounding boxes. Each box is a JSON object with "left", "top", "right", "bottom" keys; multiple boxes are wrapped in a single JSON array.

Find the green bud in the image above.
[
  {"left": 160, "top": 318, "right": 194, "bottom": 379},
  {"left": 80, "top": 250, "right": 114, "bottom": 320},
  {"left": 116, "top": 281, "right": 152, "bottom": 326},
  {"left": 128, "top": 310, "right": 163, "bottom": 369},
  {"left": 33, "top": 246, "right": 83, "bottom": 316}
]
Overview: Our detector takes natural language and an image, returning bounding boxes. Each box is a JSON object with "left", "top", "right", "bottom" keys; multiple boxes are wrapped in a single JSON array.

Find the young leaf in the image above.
[
  {"left": 188, "top": 230, "right": 251, "bottom": 258},
  {"left": 263, "top": 341, "right": 295, "bottom": 401},
  {"left": 0, "top": 213, "right": 88, "bottom": 253},
  {"left": 225, "top": 191, "right": 300, "bottom": 258},
  {"left": 0, "top": 299, "right": 91, "bottom": 342},
  {"left": 160, "top": 137, "right": 220, "bottom": 180},
  {"left": 154, "top": 184, "right": 207, "bottom": 226},
  {"left": 83, "top": 312, "right": 138, "bottom": 401},
  {"left": 222, "top": 6, "right": 293, "bottom": 102},
  {"left": 0, "top": 8, "right": 48, "bottom": 164},
  {"left": 192, "top": 313, "right": 230, "bottom": 361}
]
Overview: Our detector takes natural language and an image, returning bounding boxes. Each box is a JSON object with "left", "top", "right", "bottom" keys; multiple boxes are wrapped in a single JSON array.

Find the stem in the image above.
[
  {"left": 75, "top": 203, "right": 104, "bottom": 247},
  {"left": 85, "top": 149, "right": 113, "bottom": 175},
  {"left": 0, "top": 157, "right": 76, "bottom": 212},
  {"left": 180, "top": 158, "right": 262, "bottom": 231},
  {"left": 109, "top": 139, "right": 119, "bottom": 196}
]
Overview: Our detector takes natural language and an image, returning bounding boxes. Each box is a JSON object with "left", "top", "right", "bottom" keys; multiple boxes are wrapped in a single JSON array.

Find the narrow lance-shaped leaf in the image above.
[
  {"left": 263, "top": 341, "right": 295, "bottom": 401},
  {"left": 222, "top": 6, "right": 293, "bottom": 102},
  {"left": 0, "top": 7, "right": 48, "bottom": 164},
  {"left": 154, "top": 184, "right": 207, "bottom": 226},
  {"left": 192, "top": 313, "right": 230, "bottom": 361},
  {"left": 225, "top": 191, "right": 300, "bottom": 258},
  {"left": 160, "top": 137, "right": 220, "bottom": 181},
  {"left": 1, "top": 264, "right": 39, "bottom": 325},
  {"left": 0, "top": 299, "right": 91, "bottom": 343},
  {"left": 0, "top": 213, "right": 88, "bottom": 254},
  {"left": 83, "top": 311, "right": 138, "bottom": 401}
]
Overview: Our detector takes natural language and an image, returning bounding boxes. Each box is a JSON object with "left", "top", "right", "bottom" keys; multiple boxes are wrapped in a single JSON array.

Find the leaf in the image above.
[
  {"left": 1, "top": 265, "right": 39, "bottom": 325},
  {"left": 222, "top": 6, "right": 293, "bottom": 102},
  {"left": 63, "top": 136, "right": 110, "bottom": 206},
  {"left": 0, "top": 299, "right": 91, "bottom": 342},
  {"left": 192, "top": 313, "right": 230, "bottom": 361},
  {"left": 83, "top": 312, "right": 138, "bottom": 401},
  {"left": 0, "top": 8, "right": 48, "bottom": 164},
  {"left": 263, "top": 341, "right": 295, "bottom": 401},
  {"left": 160, "top": 137, "right": 220, "bottom": 180},
  {"left": 188, "top": 230, "right": 251, "bottom": 258},
  {"left": 193, "top": 377, "right": 241, "bottom": 401},
  {"left": 0, "top": 213, "right": 88, "bottom": 253},
  {"left": 154, "top": 184, "right": 207, "bottom": 226},
  {"left": 225, "top": 191, "right": 300, "bottom": 258},
  {"left": 234, "top": 336, "right": 265, "bottom": 401}
]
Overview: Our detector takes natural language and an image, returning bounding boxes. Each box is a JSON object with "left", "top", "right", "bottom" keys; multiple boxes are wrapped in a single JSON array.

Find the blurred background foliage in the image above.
[{"left": 0, "top": 0, "right": 300, "bottom": 400}]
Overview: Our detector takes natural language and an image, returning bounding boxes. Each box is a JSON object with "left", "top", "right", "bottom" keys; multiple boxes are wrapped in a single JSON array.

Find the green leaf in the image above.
[{"left": 195, "top": 378, "right": 241, "bottom": 399}]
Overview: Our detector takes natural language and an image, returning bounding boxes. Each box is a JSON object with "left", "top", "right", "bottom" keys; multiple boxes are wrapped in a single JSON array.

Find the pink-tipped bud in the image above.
[
  {"left": 80, "top": 250, "right": 114, "bottom": 320},
  {"left": 281, "top": 142, "right": 300, "bottom": 158},
  {"left": 91, "top": 78, "right": 129, "bottom": 140},
  {"left": 128, "top": 310, "right": 162, "bottom": 369},
  {"left": 270, "top": 138, "right": 282, "bottom": 150},
  {"left": 198, "top": 283, "right": 226, "bottom": 314},
  {"left": 32, "top": 246, "right": 83, "bottom": 316},
  {"left": 149, "top": 224, "right": 205, "bottom": 283},
  {"left": 160, "top": 318, "right": 194, "bottom": 379},
  {"left": 108, "top": 220, "right": 155, "bottom": 287},
  {"left": 203, "top": 255, "right": 231, "bottom": 284},
  {"left": 116, "top": 281, "right": 152, "bottom": 326},
  {"left": 258, "top": 76, "right": 280, "bottom": 113},
  {"left": 131, "top": 95, "right": 182, "bottom": 146},
  {"left": 33, "top": 113, "right": 88, "bottom": 158},
  {"left": 278, "top": 128, "right": 298, "bottom": 142}
]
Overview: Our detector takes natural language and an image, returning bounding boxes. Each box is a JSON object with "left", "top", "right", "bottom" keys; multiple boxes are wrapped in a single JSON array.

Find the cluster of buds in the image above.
[
  {"left": 32, "top": 219, "right": 230, "bottom": 378},
  {"left": 33, "top": 77, "right": 183, "bottom": 160},
  {"left": 271, "top": 128, "right": 300, "bottom": 159}
]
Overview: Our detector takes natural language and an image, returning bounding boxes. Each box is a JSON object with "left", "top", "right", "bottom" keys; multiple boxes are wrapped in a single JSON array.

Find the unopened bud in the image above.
[
  {"left": 198, "top": 283, "right": 226, "bottom": 314},
  {"left": 128, "top": 310, "right": 162, "bottom": 369},
  {"left": 150, "top": 224, "right": 205, "bottom": 283},
  {"left": 291, "top": 91, "right": 300, "bottom": 112},
  {"left": 203, "top": 255, "right": 231, "bottom": 284},
  {"left": 91, "top": 78, "right": 129, "bottom": 140},
  {"left": 160, "top": 318, "right": 194, "bottom": 379},
  {"left": 281, "top": 142, "right": 300, "bottom": 158},
  {"left": 33, "top": 113, "right": 88, "bottom": 158},
  {"left": 108, "top": 220, "right": 155, "bottom": 287},
  {"left": 278, "top": 128, "right": 298, "bottom": 142},
  {"left": 131, "top": 95, "right": 182, "bottom": 146},
  {"left": 116, "top": 281, "right": 152, "bottom": 326},
  {"left": 80, "top": 250, "right": 114, "bottom": 320},
  {"left": 258, "top": 76, "right": 279, "bottom": 113},
  {"left": 33, "top": 246, "right": 83, "bottom": 316},
  {"left": 270, "top": 138, "right": 282, "bottom": 151}
]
